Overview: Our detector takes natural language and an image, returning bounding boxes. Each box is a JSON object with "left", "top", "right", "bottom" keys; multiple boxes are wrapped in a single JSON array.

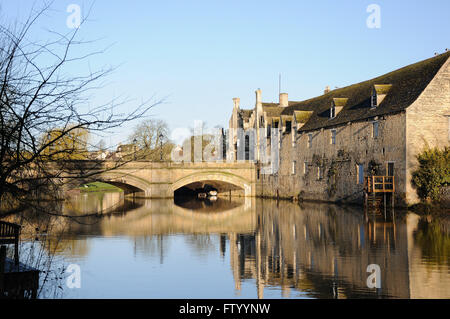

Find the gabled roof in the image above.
[
  {"left": 239, "top": 109, "right": 253, "bottom": 120},
  {"left": 281, "top": 51, "right": 450, "bottom": 132}
]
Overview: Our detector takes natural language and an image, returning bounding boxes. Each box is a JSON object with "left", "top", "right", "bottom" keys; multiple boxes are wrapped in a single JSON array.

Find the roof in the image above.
[
  {"left": 294, "top": 110, "right": 314, "bottom": 123},
  {"left": 263, "top": 106, "right": 284, "bottom": 117},
  {"left": 239, "top": 109, "right": 253, "bottom": 120},
  {"left": 373, "top": 84, "right": 393, "bottom": 95},
  {"left": 281, "top": 115, "right": 293, "bottom": 126},
  {"left": 281, "top": 51, "right": 450, "bottom": 132}
]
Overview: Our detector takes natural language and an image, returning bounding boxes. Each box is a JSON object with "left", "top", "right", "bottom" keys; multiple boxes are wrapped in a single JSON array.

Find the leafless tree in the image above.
[
  {"left": 128, "top": 119, "right": 173, "bottom": 161},
  {"left": 0, "top": 3, "right": 161, "bottom": 213}
]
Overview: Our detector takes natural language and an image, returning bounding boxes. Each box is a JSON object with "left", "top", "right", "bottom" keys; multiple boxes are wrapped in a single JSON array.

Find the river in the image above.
[{"left": 4, "top": 191, "right": 450, "bottom": 299}]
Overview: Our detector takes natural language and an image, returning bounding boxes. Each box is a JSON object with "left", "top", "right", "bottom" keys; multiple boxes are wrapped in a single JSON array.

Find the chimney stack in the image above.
[
  {"left": 324, "top": 86, "right": 331, "bottom": 95},
  {"left": 255, "top": 89, "right": 262, "bottom": 105},
  {"left": 279, "top": 93, "right": 289, "bottom": 107},
  {"left": 233, "top": 97, "right": 240, "bottom": 109}
]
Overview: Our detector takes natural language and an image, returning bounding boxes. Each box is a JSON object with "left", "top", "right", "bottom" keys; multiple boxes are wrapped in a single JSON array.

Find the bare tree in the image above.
[
  {"left": 0, "top": 3, "right": 161, "bottom": 213},
  {"left": 128, "top": 119, "right": 174, "bottom": 161}
]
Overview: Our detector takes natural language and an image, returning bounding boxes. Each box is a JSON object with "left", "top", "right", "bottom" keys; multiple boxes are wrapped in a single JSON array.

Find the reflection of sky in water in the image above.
[
  {"left": 62, "top": 235, "right": 250, "bottom": 299},
  {"left": 16, "top": 192, "right": 450, "bottom": 299}
]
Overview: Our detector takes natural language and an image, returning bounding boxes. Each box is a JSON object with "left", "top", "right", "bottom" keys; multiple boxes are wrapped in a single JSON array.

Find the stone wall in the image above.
[
  {"left": 257, "top": 112, "right": 408, "bottom": 206},
  {"left": 406, "top": 57, "right": 450, "bottom": 204}
]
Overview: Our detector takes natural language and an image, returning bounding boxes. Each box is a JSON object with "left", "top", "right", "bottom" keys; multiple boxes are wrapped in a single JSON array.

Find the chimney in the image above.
[
  {"left": 255, "top": 88, "right": 262, "bottom": 104},
  {"left": 279, "top": 93, "right": 289, "bottom": 107},
  {"left": 324, "top": 86, "right": 331, "bottom": 95},
  {"left": 233, "top": 97, "right": 240, "bottom": 109}
]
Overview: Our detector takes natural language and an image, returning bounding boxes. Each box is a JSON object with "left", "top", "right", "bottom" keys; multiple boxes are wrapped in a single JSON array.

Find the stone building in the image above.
[{"left": 228, "top": 52, "right": 450, "bottom": 206}]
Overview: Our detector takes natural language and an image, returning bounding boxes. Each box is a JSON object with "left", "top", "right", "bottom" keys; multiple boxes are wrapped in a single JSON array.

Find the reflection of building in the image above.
[
  {"left": 228, "top": 52, "right": 450, "bottom": 205},
  {"left": 226, "top": 200, "right": 449, "bottom": 299},
  {"left": 11, "top": 197, "right": 448, "bottom": 298}
]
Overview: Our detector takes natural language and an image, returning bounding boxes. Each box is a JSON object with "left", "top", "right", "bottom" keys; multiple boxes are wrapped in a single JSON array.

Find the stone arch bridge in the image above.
[{"left": 61, "top": 161, "right": 257, "bottom": 198}]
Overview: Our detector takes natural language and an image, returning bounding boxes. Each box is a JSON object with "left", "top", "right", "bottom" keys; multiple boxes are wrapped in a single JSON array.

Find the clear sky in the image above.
[{"left": 2, "top": 0, "right": 449, "bottom": 148}]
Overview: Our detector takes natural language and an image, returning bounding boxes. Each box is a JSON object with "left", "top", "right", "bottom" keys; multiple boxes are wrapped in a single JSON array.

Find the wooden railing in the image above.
[
  {"left": 365, "top": 176, "right": 395, "bottom": 193},
  {"left": 0, "top": 221, "right": 21, "bottom": 265}
]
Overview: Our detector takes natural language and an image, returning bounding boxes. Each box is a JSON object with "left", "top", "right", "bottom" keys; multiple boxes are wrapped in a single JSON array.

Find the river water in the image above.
[{"left": 7, "top": 191, "right": 450, "bottom": 299}]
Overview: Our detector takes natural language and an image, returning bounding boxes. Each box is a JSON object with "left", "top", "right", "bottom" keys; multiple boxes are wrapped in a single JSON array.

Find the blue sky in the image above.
[{"left": 2, "top": 0, "right": 449, "bottom": 147}]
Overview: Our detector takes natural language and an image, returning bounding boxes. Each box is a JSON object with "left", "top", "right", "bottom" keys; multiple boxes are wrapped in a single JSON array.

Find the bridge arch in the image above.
[
  {"left": 69, "top": 171, "right": 152, "bottom": 197},
  {"left": 170, "top": 171, "right": 252, "bottom": 197}
]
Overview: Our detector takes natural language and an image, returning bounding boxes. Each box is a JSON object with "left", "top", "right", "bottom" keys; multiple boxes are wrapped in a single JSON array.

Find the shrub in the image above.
[{"left": 412, "top": 147, "right": 449, "bottom": 202}]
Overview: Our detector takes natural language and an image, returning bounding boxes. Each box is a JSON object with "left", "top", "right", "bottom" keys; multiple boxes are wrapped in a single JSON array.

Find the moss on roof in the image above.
[
  {"left": 263, "top": 106, "right": 284, "bottom": 117},
  {"left": 294, "top": 110, "right": 314, "bottom": 123},
  {"left": 332, "top": 98, "right": 349, "bottom": 107},
  {"left": 281, "top": 115, "right": 293, "bottom": 125},
  {"left": 373, "top": 84, "right": 393, "bottom": 95},
  {"left": 281, "top": 51, "right": 450, "bottom": 132}
]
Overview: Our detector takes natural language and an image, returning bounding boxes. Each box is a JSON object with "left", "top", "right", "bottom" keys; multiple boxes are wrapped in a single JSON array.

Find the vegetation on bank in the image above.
[
  {"left": 411, "top": 146, "right": 449, "bottom": 203},
  {"left": 79, "top": 182, "right": 123, "bottom": 193},
  {"left": 414, "top": 218, "right": 450, "bottom": 265}
]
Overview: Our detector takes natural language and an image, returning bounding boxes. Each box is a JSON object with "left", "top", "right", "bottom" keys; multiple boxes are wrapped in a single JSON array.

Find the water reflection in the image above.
[{"left": 5, "top": 192, "right": 449, "bottom": 299}]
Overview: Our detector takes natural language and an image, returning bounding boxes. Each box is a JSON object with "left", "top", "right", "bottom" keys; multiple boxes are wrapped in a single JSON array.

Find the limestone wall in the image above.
[
  {"left": 257, "top": 112, "right": 408, "bottom": 205},
  {"left": 405, "top": 57, "right": 450, "bottom": 204}
]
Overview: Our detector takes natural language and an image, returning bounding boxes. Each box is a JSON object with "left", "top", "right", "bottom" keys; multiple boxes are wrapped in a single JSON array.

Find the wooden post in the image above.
[
  {"left": 364, "top": 191, "right": 368, "bottom": 209},
  {"left": 0, "top": 245, "right": 6, "bottom": 295},
  {"left": 383, "top": 193, "right": 387, "bottom": 220},
  {"left": 14, "top": 227, "right": 20, "bottom": 265}
]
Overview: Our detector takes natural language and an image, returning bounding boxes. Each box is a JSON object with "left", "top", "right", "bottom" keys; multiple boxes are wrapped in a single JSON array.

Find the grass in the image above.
[{"left": 79, "top": 181, "right": 123, "bottom": 193}]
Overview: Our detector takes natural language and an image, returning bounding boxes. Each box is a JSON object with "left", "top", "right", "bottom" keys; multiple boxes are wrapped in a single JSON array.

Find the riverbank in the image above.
[{"left": 79, "top": 182, "right": 123, "bottom": 193}]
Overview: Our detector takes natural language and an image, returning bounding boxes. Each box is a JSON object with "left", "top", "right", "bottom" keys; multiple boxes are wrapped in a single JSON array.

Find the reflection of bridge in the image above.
[{"left": 62, "top": 161, "right": 257, "bottom": 198}]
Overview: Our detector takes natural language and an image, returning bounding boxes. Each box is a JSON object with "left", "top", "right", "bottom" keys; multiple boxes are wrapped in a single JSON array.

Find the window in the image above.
[
  {"left": 260, "top": 116, "right": 264, "bottom": 127},
  {"left": 387, "top": 162, "right": 394, "bottom": 177},
  {"left": 330, "top": 129, "right": 336, "bottom": 145},
  {"left": 292, "top": 161, "right": 296, "bottom": 175},
  {"left": 317, "top": 166, "right": 323, "bottom": 180},
  {"left": 303, "top": 162, "right": 308, "bottom": 174},
  {"left": 286, "top": 121, "right": 292, "bottom": 132},
  {"left": 357, "top": 164, "right": 364, "bottom": 184},
  {"left": 274, "top": 121, "right": 279, "bottom": 129},
  {"left": 244, "top": 135, "right": 250, "bottom": 160},
  {"left": 267, "top": 124, "right": 271, "bottom": 137},
  {"left": 371, "top": 91, "right": 377, "bottom": 108},
  {"left": 372, "top": 121, "right": 379, "bottom": 138},
  {"left": 330, "top": 105, "right": 336, "bottom": 119},
  {"left": 308, "top": 133, "right": 313, "bottom": 148}
]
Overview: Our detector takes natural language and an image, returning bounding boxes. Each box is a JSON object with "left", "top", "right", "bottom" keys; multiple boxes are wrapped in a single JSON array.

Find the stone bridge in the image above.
[{"left": 62, "top": 161, "right": 257, "bottom": 198}]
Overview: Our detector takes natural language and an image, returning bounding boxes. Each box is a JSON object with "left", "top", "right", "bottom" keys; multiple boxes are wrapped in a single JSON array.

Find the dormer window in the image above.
[
  {"left": 330, "top": 98, "right": 347, "bottom": 119},
  {"left": 372, "top": 84, "right": 392, "bottom": 108}
]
